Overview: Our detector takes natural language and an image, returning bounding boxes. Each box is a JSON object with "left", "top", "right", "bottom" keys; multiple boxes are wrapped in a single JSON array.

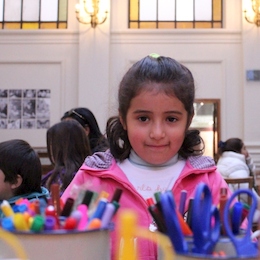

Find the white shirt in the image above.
[{"left": 118, "top": 151, "right": 185, "bottom": 201}]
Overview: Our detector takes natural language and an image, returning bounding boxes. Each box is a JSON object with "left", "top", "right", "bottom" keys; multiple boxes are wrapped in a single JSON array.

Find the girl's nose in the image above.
[{"left": 149, "top": 124, "right": 166, "bottom": 139}]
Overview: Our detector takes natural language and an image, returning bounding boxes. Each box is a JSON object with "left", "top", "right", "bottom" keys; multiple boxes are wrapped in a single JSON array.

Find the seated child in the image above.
[{"left": 0, "top": 139, "right": 49, "bottom": 216}]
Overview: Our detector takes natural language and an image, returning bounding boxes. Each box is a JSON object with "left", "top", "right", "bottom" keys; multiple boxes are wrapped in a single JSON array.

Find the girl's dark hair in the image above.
[
  {"left": 61, "top": 107, "right": 109, "bottom": 153},
  {"left": 46, "top": 120, "right": 92, "bottom": 192},
  {"left": 218, "top": 138, "right": 243, "bottom": 156},
  {"left": 0, "top": 139, "right": 42, "bottom": 195},
  {"left": 106, "top": 54, "right": 203, "bottom": 161}
]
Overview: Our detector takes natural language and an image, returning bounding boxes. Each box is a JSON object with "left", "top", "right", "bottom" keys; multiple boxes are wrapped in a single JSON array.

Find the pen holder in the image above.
[
  {"left": 158, "top": 235, "right": 259, "bottom": 260},
  {"left": 0, "top": 229, "right": 110, "bottom": 260}
]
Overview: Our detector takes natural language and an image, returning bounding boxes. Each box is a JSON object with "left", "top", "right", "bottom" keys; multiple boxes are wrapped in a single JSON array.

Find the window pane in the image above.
[
  {"left": 5, "top": 0, "right": 21, "bottom": 21},
  {"left": 195, "top": 0, "right": 212, "bottom": 20},
  {"left": 158, "top": 0, "right": 175, "bottom": 21},
  {"left": 140, "top": 0, "right": 156, "bottom": 20},
  {"left": 59, "top": 0, "right": 68, "bottom": 21},
  {"left": 0, "top": 0, "right": 3, "bottom": 21},
  {"left": 41, "top": 0, "right": 58, "bottom": 21},
  {"left": 23, "top": 0, "right": 39, "bottom": 21},
  {"left": 176, "top": 0, "right": 193, "bottom": 21}
]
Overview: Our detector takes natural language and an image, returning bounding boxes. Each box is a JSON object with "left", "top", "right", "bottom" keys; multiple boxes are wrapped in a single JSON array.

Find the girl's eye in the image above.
[
  {"left": 167, "top": 117, "right": 177, "bottom": 122},
  {"left": 138, "top": 116, "right": 148, "bottom": 122}
]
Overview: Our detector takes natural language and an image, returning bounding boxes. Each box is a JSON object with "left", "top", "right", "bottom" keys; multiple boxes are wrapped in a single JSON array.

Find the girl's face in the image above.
[
  {"left": 121, "top": 86, "right": 190, "bottom": 165},
  {"left": 241, "top": 144, "right": 249, "bottom": 158}
]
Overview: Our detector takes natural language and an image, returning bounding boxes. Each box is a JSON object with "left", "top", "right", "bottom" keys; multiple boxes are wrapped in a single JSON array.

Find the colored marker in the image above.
[
  {"left": 81, "top": 190, "right": 94, "bottom": 207},
  {"left": 87, "top": 218, "right": 102, "bottom": 230},
  {"left": 13, "top": 213, "right": 29, "bottom": 231},
  {"left": 1, "top": 217, "right": 15, "bottom": 231},
  {"left": 179, "top": 190, "right": 187, "bottom": 216},
  {"left": 147, "top": 201, "right": 167, "bottom": 233},
  {"left": 30, "top": 215, "right": 45, "bottom": 232},
  {"left": 60, "top": 197, "right": 75, "bottom": 217},
  {"left": 51, "top": 183, "right": 61, "bottom": 216},
  {"left": 231, "top": 201, "right": 243, "bottom": 235},
  {"left": 1, "top": 200, "right": 15, "bottom": 217},
  {"left": 186, "top": 198, "right": 194, "bottom": 229},
  {"left": 77, "top": 204, "right": 88, "bottom": 231},
  {"left": 44, "top": 216, "right": 56, "bottom": 231},
  {"left": 90, "top": 198, "right": 108, "bottom": 220},
  {"left": 63, "top": 216, "right": 78, "bottom": 230},
  {"left": 219, "top": 187, "right": 228, "bottom": 235},
  {"left": 111, "top": 188, "right": 123, "bottom": 203},
  {"left": 101, "top": 201, "right": 119, "bottom": 228}
]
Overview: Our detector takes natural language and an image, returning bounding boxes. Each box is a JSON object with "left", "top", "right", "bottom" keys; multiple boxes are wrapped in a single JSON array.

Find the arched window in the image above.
[
  {"left": 0, "top": 0, "right": 68, "bottom": 29},
  {"left": 129, "top": 0, "right": 223, "bottom": 29}
]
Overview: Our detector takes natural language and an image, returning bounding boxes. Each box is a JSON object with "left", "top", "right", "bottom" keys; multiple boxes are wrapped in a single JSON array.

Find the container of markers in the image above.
[
  {"left": 158, "top": 235, "right": 259, "bottom": 260},
  {"left": 0, "top": 186, "right": 123, "bottom": 260},
  {"left": 0, "top": 228, "right": 110, "bottom": 260}
]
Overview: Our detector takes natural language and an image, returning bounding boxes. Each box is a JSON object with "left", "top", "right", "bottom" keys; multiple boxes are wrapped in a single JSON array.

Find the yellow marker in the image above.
[
  {"left": 1, "top": 200, "right": 15, "bottom": 217},
  {"left": 13, "top": 213, "right": 29, "bottom": 231},
  {"left": 116, "top": 210, "right": 137, "bottom": 260}
]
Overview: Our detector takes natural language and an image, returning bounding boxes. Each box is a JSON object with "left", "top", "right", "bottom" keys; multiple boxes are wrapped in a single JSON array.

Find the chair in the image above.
[{"left": 224, "top": 177, "right": 254, "bottom": 206}]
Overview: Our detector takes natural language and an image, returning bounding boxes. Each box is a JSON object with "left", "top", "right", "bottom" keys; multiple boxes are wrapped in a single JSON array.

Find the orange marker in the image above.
[
  {"left": 87, "top": 218, "right": 101, "bottom": 230},
  {"left": 176, "top": 209, "right": 193, "bottom": 236}
]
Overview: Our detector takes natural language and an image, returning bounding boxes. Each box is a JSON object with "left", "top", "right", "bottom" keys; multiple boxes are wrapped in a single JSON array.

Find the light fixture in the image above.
[
  {"left": 75, "top": 0, "right": 108, "bottom": 28},
  {"left": 244, "top": 0, "right": 260, "bottom": 27}
]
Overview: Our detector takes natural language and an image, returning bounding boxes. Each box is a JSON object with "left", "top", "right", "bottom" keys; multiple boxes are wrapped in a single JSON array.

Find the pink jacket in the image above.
[{"left": 61, "top": 151, "right": 230, "bottom": 260}]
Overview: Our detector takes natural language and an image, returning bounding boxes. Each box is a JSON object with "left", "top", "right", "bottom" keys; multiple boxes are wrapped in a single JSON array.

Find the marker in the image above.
[
  {"left": 231, "top": 202, "right": 243, "bottom": 235},
  {"left": 179, "top": 190, "right": 187, "bottom": 216},
  {"left": 186, "top": 198, "right": 194, "bottom": 229},
  {"left": 13, "top": 213, "right": 29, "bottom": 231},
  {"left": 51, "top": 183, "right": 61, "bottom": 216},
  {"left": 111, "top": 188, "right": 123, "bottom": 203},
  {"left": 30, "top": 215, "right": 45, "bottom": 232},
  {"left": 1, "top": 217, "right": 15, "bottom": 231},
  {"left": 44, "top": 216, "right": 56, "bottom": 231},
  {"left": 101, "top": 201, "right": 119, "bottom": 228},
  {"left": 219, "top": 187, "right": 228, "bottom": 235},
  {"left": 60, "top": 197, "right": 75, "bottom": 217},
  {"left": 147, "top": 200, "right": 167, "bottom": 233},
  {"left": 81, "top": 190, "right": 94, "bottom": 207},
  {"left": 77, "top": 204, "right": 88, "bottom": 231},
  {"left": 89, "top": 198, "right": 108, "bottom": 220},
  {"left": 63, "top": 216, "right": 78, "bottom": 230},
  {"left": 1, "top": 200, "right": 15, "bottom": 217},
  {"left": 87, "top": 218, "right": 102, "bottom": 230}
]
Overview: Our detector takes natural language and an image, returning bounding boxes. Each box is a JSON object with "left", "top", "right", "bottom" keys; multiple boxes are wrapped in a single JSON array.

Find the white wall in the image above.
[{"left": 0, "top": 0, "right": 260, "bottom": 168}]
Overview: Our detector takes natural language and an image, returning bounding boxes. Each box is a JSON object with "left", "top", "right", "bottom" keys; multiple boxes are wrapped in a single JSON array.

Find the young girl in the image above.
[
  {"left": 41, "top": 120, "right": 92, "bottom": 195},
  {"left": 61, "top": 54, "right": 230, "bottom": 260},
  {"left": 61, "top": 107, "right": 109, "bottom": 153}
]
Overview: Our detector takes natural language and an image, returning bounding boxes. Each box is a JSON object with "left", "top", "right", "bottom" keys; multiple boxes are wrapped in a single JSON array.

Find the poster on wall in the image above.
[{"left": 0, "top": 89, "right": 50, "bottom": 129}]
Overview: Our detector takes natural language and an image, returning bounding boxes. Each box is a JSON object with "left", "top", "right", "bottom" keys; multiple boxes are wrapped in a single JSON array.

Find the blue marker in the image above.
[{"left": 89, "top": 198, "right": 108, "bottom": 220}]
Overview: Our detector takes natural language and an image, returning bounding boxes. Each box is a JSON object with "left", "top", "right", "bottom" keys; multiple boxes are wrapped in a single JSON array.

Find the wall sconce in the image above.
[
  {"left": 75, "top": 0, "right": 108, "bottom": 28},
  {"left": 244, "top": 0, "right": 260, "bottom": 26}
]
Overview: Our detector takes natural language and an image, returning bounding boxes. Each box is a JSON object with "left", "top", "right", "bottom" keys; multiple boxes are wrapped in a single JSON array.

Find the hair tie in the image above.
[
  {"left": 149, "top": 53, "right": 160, "bottom": 59},
  {"left": 218, "top": 141, "right": 226, "bottom": 149}
]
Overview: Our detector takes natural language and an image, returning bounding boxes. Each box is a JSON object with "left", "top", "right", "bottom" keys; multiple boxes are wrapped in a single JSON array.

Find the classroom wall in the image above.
[{"left": 0, "top": 0, "right": 259, "bottom": 168}]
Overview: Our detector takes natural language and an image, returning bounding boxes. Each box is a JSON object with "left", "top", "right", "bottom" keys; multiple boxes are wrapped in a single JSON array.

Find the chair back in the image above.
[{"left": 224, "top": 177, "right": 254, "bottom": 205}]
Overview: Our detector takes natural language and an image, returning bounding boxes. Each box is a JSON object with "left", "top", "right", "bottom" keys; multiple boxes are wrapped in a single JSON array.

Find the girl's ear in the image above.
[
  {"left": 84, "top": 125, "right": 90, "bottom": 136},
  {"left": 187, "top": 112, "right": 194, "bottom": 129},
  {"left": 10, "top": 174, "right": 23, "bottom": 189},
  {"left": 119, "top": 114, "right": 127, "bottom": 130}
]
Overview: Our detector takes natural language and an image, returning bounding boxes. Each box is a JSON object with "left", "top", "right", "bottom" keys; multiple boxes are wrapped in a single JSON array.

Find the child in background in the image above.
[
  {"left": 217, "top": 138, "right": 260, "bottom": 222},
  {"left": 41, "top": 120, "right": 92, "bottom": 195},
  {"left": 61, "top": 54, "right": 231, "bottom": 260},
  {"left": 0, "top": 139, "right": 49, "bottom": 216},
  {"left": 61, "top": 107, "right": 109, "bottom": 153}
]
